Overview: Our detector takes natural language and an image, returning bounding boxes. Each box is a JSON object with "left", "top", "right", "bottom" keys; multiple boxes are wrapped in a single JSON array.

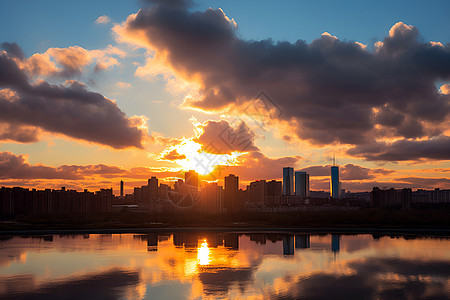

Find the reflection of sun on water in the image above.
[{"left": 197, "top": 239, "right": 210, "bottom": 265}]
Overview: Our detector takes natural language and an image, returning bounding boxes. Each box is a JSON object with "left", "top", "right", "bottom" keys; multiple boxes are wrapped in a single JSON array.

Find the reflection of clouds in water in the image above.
[
  {"left": 0, "top": 268, "right": 140, "bottom": 299},
  {"left": 270, "top": 257, "right": 450, "bottom": 300},
  {"left": 0, "top": 233, "right": 448, "bottom": 299}
]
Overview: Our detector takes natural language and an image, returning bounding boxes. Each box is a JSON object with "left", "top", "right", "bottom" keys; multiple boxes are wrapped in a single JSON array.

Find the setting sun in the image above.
[{"left": 167, "top": 139, "right": 242, "bottom": 175}]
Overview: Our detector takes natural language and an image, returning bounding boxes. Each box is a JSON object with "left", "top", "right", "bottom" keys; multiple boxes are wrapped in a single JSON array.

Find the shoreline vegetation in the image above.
[{"left": 1, "top": 209, "right": 449, "bottom": 235}]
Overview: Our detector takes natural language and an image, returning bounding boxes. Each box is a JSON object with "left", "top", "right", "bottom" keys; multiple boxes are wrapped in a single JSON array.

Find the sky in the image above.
[{"left": 0, "top": 0, "right": 449, "bottom": 194}]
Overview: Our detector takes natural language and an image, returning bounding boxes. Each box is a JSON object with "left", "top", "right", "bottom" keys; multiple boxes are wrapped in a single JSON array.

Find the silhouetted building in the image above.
[
  {"left": 249, "top": 180, "right": 266, "bottom": 206},
  {"left": 412, "top": 188, "right": 450, "bottom": 206},
  {"left": 148, "top": 177, "right": 158, "bottom": 200},
  {"left": 185, "top": 170, "right": 199, "bottom": 190},
  {"left": 266, "top": 180, "right": 282, "bottom": 196},
  {"left": 283, "top": 167, "right": 294, "bottom": 195},
  {"left": 371, "top": 187, "right": 411, "bottom": 210},
  {"left": 199, "top": 182, "right": 222, "bottom": 213},
  {"left": 330, "top": 166, "right": 340, "bottom": 199},
  {"left": 295, "top": 171, "right": 309, "bottom": 198},
  {"left": 120, "top": 180, "right": 124, "bottom": 197},
  {"left": 224, "top": 174, "right": 239, "bottom": 212},
  {"left": 0, "top": 186, "right": 112, "bottom": 217}
]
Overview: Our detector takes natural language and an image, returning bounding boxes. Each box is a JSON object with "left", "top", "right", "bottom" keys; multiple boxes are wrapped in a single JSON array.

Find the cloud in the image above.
[
  {"left": 142, "top": 0, "right": 193, "bottom": 9},
  {"left": 299, "top": 164, "right": 395, "bottom": 180},
  {"left": 162, "top": 149, "right": 186, "bottom": 160},
  {"left": 153, "top": 118, "right": 302, "bottom": 182},
  {"left": 0, "top": 151, "right": 187, "bottom": 193},
  {"left": 1, "top": 42, "right": 25, "bottom": 60},
  {"left": 0, "top": 151, "right": 182, "bottom": 181},
  {"left": 193, "top": 119, "right": 259, "bottom": 154},
  {"left": 393, "top": 176, "right": 450, "bottom": 187},
  {"left": 223, "top": 151, "right": 302, "bottom": 182},
  {"left": 0, "top": 151, "right": 81, "bottom": 179},
  {"left": 0, "top": 50, "right": 146, "bottom": 148},
  {"left": 0, "top": 123, "right": 41, "bottom": 143},
  {"left": 440, "top": 84, "right": 450, "bottom": 95},
  {"left": 95, "top": 15, "right": 111, "bottom": 24},
  {"left": 115, "top": 3, "right": 450, "bottom": 161},
  {"left": 347, "top": 135, "right": 450, "bottom": 161},
  {"left": 115, "top": 81, "right": 131, "bottom": 89},
  {"left": 10, "top": 44, "right": 125, "bottom": 78},
  {"left": 272, "top": 258, "right": 450, "bottom": 300},
  {"left": 0, "top": 268, "right": 140, "bottom": 299}
]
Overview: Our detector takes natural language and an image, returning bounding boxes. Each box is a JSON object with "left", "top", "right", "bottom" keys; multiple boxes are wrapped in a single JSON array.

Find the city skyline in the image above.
[{"left": 1, "top": 0, "right": 449, "bottom": 195}]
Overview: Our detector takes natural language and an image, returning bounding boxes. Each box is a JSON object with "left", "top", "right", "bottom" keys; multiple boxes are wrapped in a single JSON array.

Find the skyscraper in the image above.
[
  {"left": 283, "top": 167, "right": 294, "bottom": 195},
  {"left": 295, "top": 171, "right": 309, "bottom": 197},
  {"left": 120, "top": 180, "right": 124, "bottom": 197},
  {"left": 148, "top": 176, "right": 158, "bottom": 202},
  {"left": 185, "top": 170, "right": 198, "bottom": 190},
  {"left": 224, "top": 174, "right": 239, "bottom": 211},
  {"left": 330, "top": 166, "right": 340, "bottom": 198}
]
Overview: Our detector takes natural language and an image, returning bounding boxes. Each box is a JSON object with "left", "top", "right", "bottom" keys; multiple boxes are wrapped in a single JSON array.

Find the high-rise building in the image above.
[
  {"left": 199, "top": 182, "right": 222, "bottom": 213},
  {"left": 266, "top": 180, "right": 282, "bottom": 196},
  {"left": 224, "top": 174, "right": 239, "bottom": 211},
  {"left": 185, "top": 170, "right": 198, "bottom": 190},
  {"left": 148, "top": 177, "right": 158, "bottom": 202},
  {"left": 330, "top": 166, "right": 340, "bottom": 198},
  {"left": 283, "top": 167, "right": 294, "bottom": 195},
  {"left": 295, "top": 171, "right": 309, "bottom": 197},
  {"left": 120, "top": 180, "right": 124, "bottom": 197},
  {"left": 249, "top": 180, "right": 266, "bottom": 206}
]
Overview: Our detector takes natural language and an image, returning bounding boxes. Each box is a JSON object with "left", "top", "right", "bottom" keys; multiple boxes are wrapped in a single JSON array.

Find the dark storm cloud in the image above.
[
  {"left": 0, "top": 123, "right": 40, "bottom": 143},
  {"left": 142, "top": 0, "right": 193, "bottom": 8},
  {"left": 120, "top": 4, "right": 450, "bottom": 160},
  {"left": 0, "top": 42, "right": 25, "bottom": 60},
  {"left": 347, "top": 135, "right": 450, "bottom": 161},
  {"left": 0, "top": 50, "right": 146, "bottom": 148}
]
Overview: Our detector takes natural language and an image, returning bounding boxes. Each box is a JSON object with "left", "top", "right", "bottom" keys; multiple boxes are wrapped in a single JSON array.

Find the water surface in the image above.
[{"left": 0, "top": 231, "right": 449, "bottom": 299}]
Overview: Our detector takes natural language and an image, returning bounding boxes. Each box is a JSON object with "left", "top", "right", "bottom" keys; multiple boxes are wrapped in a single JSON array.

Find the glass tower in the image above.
[{"left": 283, "top": 167, "right": 294, "bottom": 195}]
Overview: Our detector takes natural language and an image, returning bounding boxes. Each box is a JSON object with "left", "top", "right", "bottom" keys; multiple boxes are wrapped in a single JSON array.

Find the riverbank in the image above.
[
  {"left": 1, "top": 227, "right": 450, "bottom": 237},
  {"left": 1, "top": 208, "right": 449, "bottom": 234}
]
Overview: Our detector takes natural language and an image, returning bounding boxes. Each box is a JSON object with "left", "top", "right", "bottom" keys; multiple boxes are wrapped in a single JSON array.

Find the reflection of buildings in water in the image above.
[
  {"left": 173, "top": 232, "right": 199, "bottom": 248},
  {"left": 147, "top": 234, "right": 158, "bottom": 251},
  {"left": 2, "top": 233, "right": 449, "bottom": 300},
  {"left": 31, "top": 235, "right": 53, "bottom": 242},
  {"left": 283, "top": 235, "right": 294, "bottom": 255},
  {"left": 248, "top": 233, "right": 283, "bottom": 245},
  {"left": 223, "top": 234, "right": 239, "bottom": 250},
  {"left": 295, "top": 234, "right": 310, "bottom": 249},
  {"left": 158, "top": 235, "right": 170, "bottom": 242},
  {"left": 331, "top": 234, "right": 340, "bottom": 253}
]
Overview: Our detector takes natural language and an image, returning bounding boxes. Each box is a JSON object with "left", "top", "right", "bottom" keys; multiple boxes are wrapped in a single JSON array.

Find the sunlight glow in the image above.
[
  {"left": 169, "top": 139, "right": 242, "bottom": 175},
  {"left": 197, "top": 239, "right": 210, "bottom": 265}
]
